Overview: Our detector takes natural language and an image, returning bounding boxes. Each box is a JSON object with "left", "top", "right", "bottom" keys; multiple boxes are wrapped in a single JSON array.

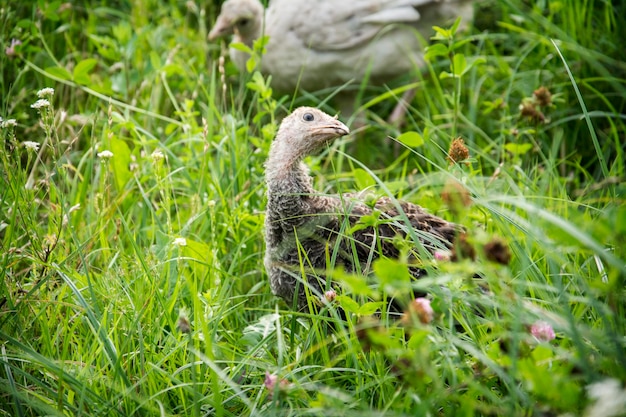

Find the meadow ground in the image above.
[{"left": 1, "top": 1, "right": 625, "bottom": 416}]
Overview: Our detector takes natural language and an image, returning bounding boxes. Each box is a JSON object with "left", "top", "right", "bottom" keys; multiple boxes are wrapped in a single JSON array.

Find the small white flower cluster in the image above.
[
  {"left": 172, "top": 237, "right": 187, "bottom": 247},
  {"left": 151, "top": 149, "right": 165, "bottom": 162},
  {"left": 1, "top": 118, "right": 17, "bottom": 128},
  {"left": 23, "top": 141, "right": 40, "bottom": 151},
  {"left": 37, "top": 87, "right": 55, "bottom": 98},
  {"left": 27, "top": 87, "right": 54, "bottom": 111},
  {"left": 31, "top": 99, "right": 51, "bottom": 110},
  {"left": 97, "top": 150, "right": 113, "bottom": 159}
]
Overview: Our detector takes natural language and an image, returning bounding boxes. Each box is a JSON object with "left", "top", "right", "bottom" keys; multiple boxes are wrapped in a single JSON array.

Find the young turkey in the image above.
[
  {"left": 264, "top": 107, "right": 460, "bottom": 311},
  {"left": 209, "top": 0, "right": 474, "bottom": 118}
]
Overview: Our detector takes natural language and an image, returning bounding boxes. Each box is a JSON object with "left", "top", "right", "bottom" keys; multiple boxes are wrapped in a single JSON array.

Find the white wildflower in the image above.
[
  {"left": 584, "top": 378, "right": 626, "bottom": 417},
  {"left": 1, "top": 118, "right": 17, "bottom": 128},
  {"left": 31, "top": 99, "right": 51, "bottom": 109},
  {"left": 129, "top": 154, "right": 139, "bottom": 172},
  {"left": 173, "top": 237, "right": 187, "bottom": 247},
  {"left": 37, "top": 87, "right": 55, "bottom": 98},
  {"left": 97, "top": 150, "right": 113, "bottom": 159},
  {"left": 151, "top": 149, "right": 165, "bottom": 162},
  {"left": 68, "top": 203, "right": 81, "bottom": 214},
  {"left": 62, "top": 204, "right": 82, "bottom": 227},
  {"left": 23, "top": 141, "right": 40, "bottom": 151}
]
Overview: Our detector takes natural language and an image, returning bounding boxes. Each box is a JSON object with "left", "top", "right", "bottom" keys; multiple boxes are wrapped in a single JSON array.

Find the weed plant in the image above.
[{"left": 1, "top": 1, "right": 625, "bottom": 416}]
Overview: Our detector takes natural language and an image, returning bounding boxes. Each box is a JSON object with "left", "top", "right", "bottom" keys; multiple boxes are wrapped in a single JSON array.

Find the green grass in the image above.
[{"left": 1, "top": 1, "right": 625, "bottom": 416}]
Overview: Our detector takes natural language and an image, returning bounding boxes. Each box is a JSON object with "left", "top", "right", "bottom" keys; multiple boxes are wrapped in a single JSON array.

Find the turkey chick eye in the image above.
[
  {"left": 303, "top": 113, "right": 314, "bottom": 122},
  {"left": 239, "top": 18, "right": 249, "bottom": 26}
]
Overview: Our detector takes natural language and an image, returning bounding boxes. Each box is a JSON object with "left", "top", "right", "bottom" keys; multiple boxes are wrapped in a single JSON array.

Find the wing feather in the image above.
[{"left": 270, "top": 0, "right": 438, "bottom": 51}]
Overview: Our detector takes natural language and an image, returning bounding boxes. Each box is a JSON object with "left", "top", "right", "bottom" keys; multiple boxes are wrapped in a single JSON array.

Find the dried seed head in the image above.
[
  {"left": 177, "top": 315, "right": 191, "bottom": 334},
  {"left": 519, "top": 99, "right": 546, "bottom": 123},
  {"left": 533, "top": 86, "right": 552, "bottom": 107},
  {"left": 447, "top": 137, "right": 470, "bottom": 165}
]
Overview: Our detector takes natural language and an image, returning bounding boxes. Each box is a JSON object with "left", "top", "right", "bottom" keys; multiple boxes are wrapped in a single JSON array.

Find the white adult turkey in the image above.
[
  {"left": 264, "top": 107, "right": 460, "bottom": 310},
  {"left": 209, "top": 0, "right": 474, "bottom": 117}
]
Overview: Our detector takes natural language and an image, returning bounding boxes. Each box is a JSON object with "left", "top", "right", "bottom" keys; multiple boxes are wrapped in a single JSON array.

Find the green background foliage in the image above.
[{"left": 1, "top": 0, "right": 624, "bottom": 416}]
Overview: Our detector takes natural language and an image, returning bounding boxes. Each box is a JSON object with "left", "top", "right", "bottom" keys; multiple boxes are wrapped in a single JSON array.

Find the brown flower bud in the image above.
[
  {"left": 177, "top": 316, "right": 191, "bottom": 334},
  {"left": 442, "top": 179, "right": 472, "bottom": 213},
  {"left": 450, "top": 233, "right": 476, "bottom": 262},
  {"left": 483, "top": 238, "right": 511, "bottom": 265},
  {"left": 402, "top": 297, "right": 434, "bottom": 325}
]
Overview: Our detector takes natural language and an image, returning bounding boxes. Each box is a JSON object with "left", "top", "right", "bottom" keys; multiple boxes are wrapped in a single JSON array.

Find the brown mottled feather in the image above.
[{"left": 264, "top": 107, "right": 459, "bottom": 310}]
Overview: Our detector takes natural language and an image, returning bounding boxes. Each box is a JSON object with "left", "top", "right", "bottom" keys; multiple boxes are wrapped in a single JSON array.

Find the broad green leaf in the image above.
[
  {"left": 230, "top": 42, "right": 252, "bottom": 54},
  {"left": 337, "top": 295, "right": 359, "bottom": 314},
  {"left": 353, "top": 168, "right": 375, "bottom": 190},
  {"left": 45, "top": 66, "right": 72, "bottom": 81},
  {"left": 109, "top": 136, "right": 132, "bottom": 191},
  {"left": 504, "top": 143, "right": 533, "bottom": 155},
  {"left": 73, "top": 58, "right": 97, "bottom": 85},
  {"left": 452, "top": 53, "right": 467, "bottom": 77},
  {"left": 334, "top": 269, "right": 373, "bottom": 297},
  {"left": 373, "top": 258, "right": 412, "bottom": 292},
  {"left": 350, "top": 210, "right": 381, "bottom": 233},
  {"left": 112, "top": 21, "right": 132, "bottom": 44},
  {"left": 396, "top": 131, "right": 424, "bottom": 147},
  {"left": 150, "top": 51, "right": 161, "bottom": 71},
  {"left": 424, "top": 43, "right": 449, "bottom": 61},
  {"left": 407, "top": 329, "right": 430, "bottom": 350},
  {"left": 163, "top": 63, "right": 185, "bottom": 77},
  {"left": 450, "top": 16, "right": 462, "bottom": 34},
  {"left": 358, "top": 302, "right": 384, "bottom": 316},
  {"left": 366, "top": 327, "right": 401, "bottom": 350},
  {"left": 431, "top": 25, "right": 451, "bottom": 40},
  {"left": 531, "top": 345, "right": 554, "bottom": 362},
  {"left": 183, "top": 239, "right": 215, "bottom": 265},
  {"left": 385, "top": 180, "right": 409, "bottom": 194},
  {"left": 246, "top": 55, "right": 258, "bottom": 73}
]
